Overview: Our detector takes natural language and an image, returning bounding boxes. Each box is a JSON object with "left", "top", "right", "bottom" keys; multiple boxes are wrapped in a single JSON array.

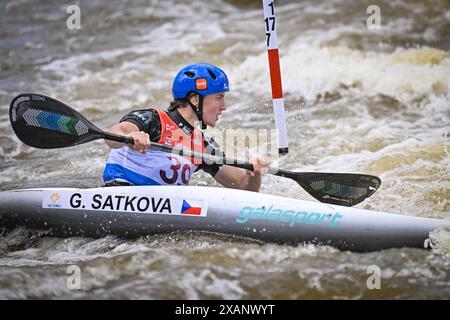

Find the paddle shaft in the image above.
[
  {"left": 102, "top": 131, "right": 368, "bottom": 206},
  {"left": 101, "top": 130, "right": 258, "bottom": 172},
  {"left": 101, "top": 131, "right": 340, "bottom": 180}
]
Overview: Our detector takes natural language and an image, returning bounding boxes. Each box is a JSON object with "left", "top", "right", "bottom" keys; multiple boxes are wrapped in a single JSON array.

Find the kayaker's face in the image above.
[{"left": 202, "top": 92, "right": 227, "bottom": 127}]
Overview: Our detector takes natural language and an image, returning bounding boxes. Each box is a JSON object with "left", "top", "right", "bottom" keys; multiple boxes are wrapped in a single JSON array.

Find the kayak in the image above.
[{"left": 0, "top": 186, "right": 448, "bottom": 251}]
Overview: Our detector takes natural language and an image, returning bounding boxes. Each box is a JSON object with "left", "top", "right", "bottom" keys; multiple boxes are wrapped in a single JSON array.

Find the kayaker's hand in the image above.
[
  {"left": 128, "top": 131, "right": 151, "bottom": 154},
  {"left": 248, "top": 155, "right": 269, "bottom": 177}
]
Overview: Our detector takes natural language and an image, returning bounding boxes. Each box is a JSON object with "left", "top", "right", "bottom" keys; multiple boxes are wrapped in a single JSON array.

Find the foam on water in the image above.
[
  {"left": 1, "top": 227, "right": 449, "bottom": 299},
  {"left": 233, "top": 46, "right": 450, "bottom": 106}
]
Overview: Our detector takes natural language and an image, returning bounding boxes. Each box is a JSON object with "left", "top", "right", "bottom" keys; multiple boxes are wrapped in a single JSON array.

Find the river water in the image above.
[{"left": 0, "top": 0, "right": 449, "bottom": 299}]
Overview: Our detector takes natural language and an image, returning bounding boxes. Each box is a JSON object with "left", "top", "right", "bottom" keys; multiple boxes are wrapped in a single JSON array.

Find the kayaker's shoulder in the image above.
[{"left": 119, "top": 108, "right": 162, "bottom": 134}]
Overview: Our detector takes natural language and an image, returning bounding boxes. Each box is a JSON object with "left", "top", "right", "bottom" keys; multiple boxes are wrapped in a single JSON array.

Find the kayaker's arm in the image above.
[
  {"left": 105, "top": 121, "right": 150, "bottom": 154},
  {"left": 213, "top": 155, "right": 268, "bottom": 192}
]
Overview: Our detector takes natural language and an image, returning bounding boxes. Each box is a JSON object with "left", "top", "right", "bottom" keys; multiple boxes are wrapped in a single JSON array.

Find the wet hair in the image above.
[
  {"left": 167, "top": 92, "right": 198, "bottom": 111},
  {"left": 167, "top": 98, "right": 188, "bottom": 111}
]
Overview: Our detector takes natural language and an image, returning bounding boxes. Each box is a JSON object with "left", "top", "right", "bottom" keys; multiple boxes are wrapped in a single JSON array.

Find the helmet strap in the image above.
[{"left": 189, "top": 94, "right": 206, "bottom": 129}]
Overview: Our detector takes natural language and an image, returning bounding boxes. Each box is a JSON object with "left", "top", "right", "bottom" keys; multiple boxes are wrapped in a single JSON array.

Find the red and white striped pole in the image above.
[{"left": 262, "top": 0, "right": 289, "bottom": 155}]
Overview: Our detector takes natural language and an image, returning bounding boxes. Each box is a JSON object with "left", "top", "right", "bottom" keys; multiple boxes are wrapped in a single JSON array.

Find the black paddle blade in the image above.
[
  {"left": 290, "top": 172, "right": 381, "bottom": 206},
  {"left": 9, "top": 93, "right": 103, "bottom": 148}
]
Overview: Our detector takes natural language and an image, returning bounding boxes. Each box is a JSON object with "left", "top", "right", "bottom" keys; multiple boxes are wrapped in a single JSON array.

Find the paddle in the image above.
[{"left": 9, "top": 93, "right": 381, "bottom": 206}]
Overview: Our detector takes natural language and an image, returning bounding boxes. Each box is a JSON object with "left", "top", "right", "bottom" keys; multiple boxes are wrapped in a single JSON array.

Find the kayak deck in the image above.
[{"left": 0, "top": 186, "right": 448, "bottom": 251}]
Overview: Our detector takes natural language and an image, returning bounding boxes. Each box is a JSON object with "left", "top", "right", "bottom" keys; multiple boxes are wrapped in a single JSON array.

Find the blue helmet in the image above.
[{"left": 172, "top": 63, "right": 229, "bottom": 99}]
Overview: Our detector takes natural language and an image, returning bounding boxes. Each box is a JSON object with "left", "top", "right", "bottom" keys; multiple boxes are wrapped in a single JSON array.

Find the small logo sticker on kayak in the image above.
[
  {"left": 50, "top": 192, "right": 61, "bottom": 203},
  {"left": 43, "top": 192, "right": 62, "bottom": 208}
]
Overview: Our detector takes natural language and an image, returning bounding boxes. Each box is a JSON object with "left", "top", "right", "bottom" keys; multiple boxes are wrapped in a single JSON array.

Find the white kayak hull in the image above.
[{"left": 0, "top": 186, "right": 448, "bottom": 251}]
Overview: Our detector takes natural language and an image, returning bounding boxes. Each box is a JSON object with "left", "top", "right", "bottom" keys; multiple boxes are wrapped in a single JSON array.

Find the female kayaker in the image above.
[{"left": 103, "top": 63, "right": 269, "bottom": 191}]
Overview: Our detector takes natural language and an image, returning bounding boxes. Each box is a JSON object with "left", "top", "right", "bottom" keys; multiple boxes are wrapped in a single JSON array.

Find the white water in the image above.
[{"left": 0, "top": 0, "right": 449, "bottom": 299}]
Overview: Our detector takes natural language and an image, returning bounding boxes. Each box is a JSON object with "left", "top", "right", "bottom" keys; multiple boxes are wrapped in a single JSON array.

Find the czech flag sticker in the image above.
[{"left": 181, "top": 199, "right": 206, "bottom": 216}]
